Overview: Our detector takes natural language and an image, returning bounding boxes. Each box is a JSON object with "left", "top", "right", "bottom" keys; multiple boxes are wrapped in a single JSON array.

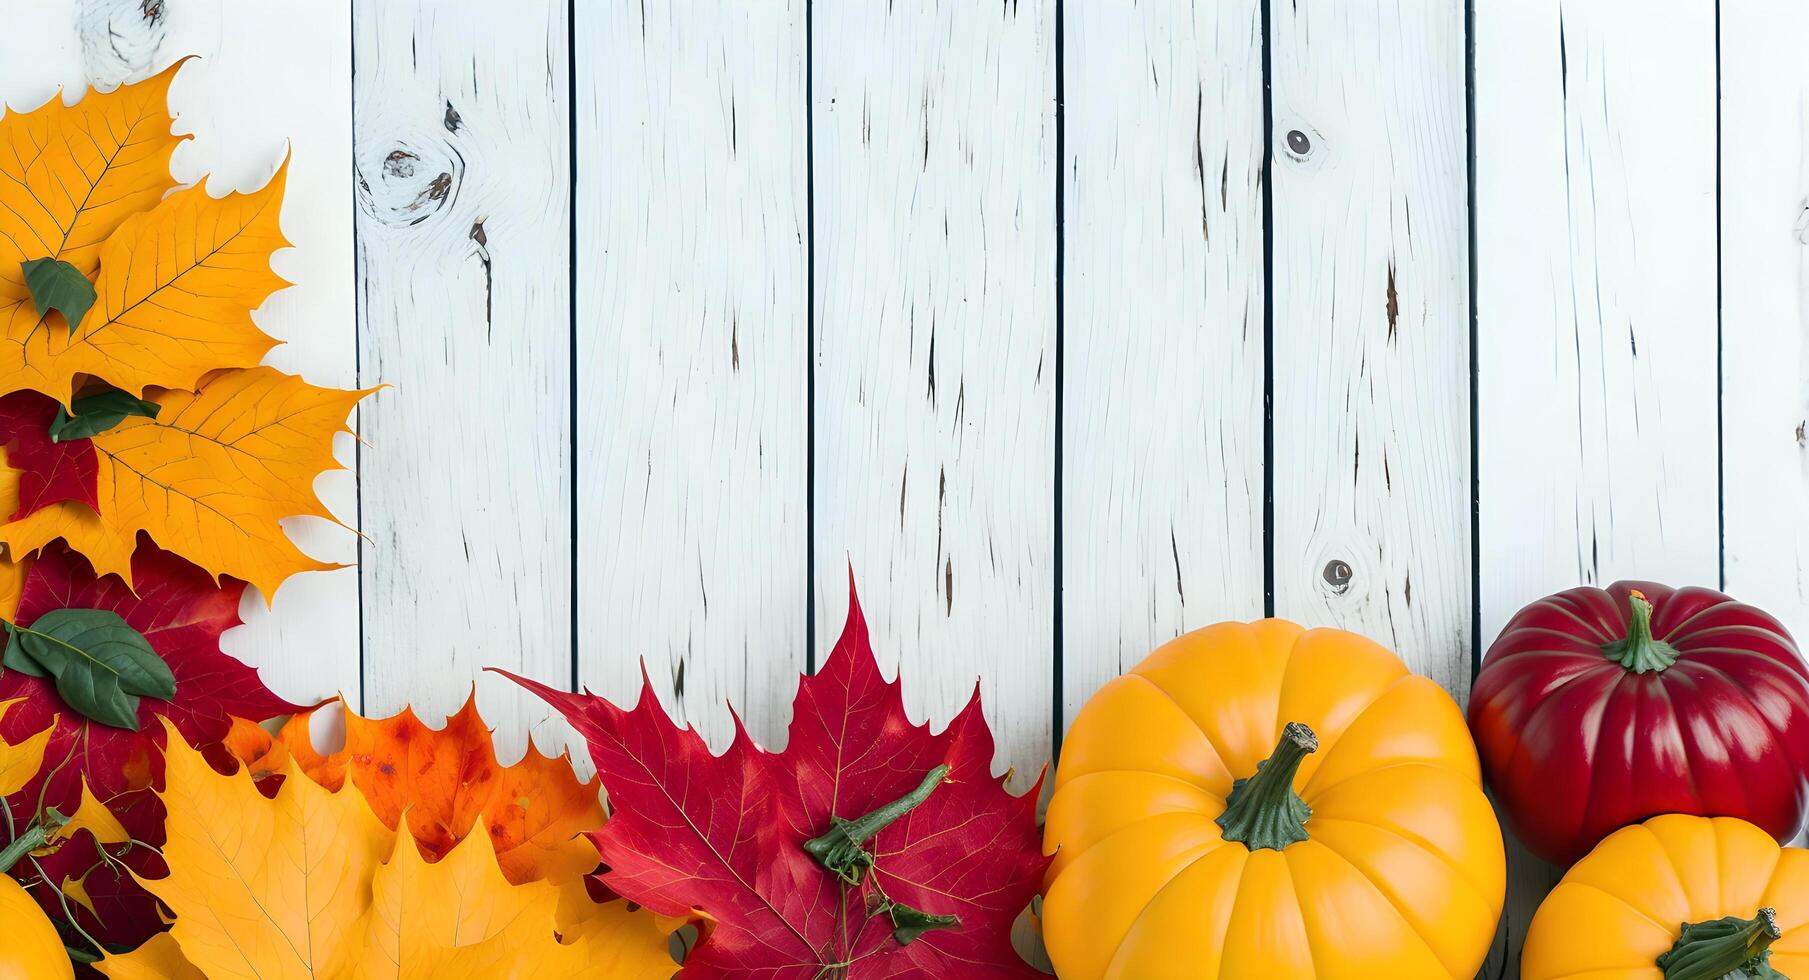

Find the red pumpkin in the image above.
[{"left": 1469, "top": 581, "right": 1809, "bottom": 866}]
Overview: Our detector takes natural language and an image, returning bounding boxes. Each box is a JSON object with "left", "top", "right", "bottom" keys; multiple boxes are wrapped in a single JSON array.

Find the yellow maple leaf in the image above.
[
  {"left": 352, "top": 818, "right": 657, "bottom": 980},
  {"left": 122, "top": 719, "right": 392, "bottom": 979},
  {"left": 0, "top": 366, "right": 371, "bottom": 597},
  {"left": 103, "top": 723, "right": 674, "bottom": 980},
  {"left": 0, "top": 548, "right": 26, "bottom": 620},
  {"left": 92, "top": 933, "right": 205, "bottom": 980},
  {"left": 0, "top": 60, "right": 289, "bottom": 404},
  {"left": 42, "top": 777, "right": 130, "bottom": 848},
  {"left": 0, "top": 697, "right": 50, "bottom": 796},
  {"left": 0, "top": 60, "right": 187, "bottom": 301}
]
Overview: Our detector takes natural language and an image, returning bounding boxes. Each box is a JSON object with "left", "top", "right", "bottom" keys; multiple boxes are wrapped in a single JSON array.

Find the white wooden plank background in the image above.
[
  {"left": 576, "top": 0, "right": 808, "bottom": 754},
  {"left": 812, "top": 0, "right": 1056, "bottom": 786},
  {"left": 353, "top": 0, "right": 572, "bottom": 761},
  {"left": 1723, "top": 0, "right": 1809, "bottom": 680},
  {"left": 1060, "top": 0, "right": 1266, "bottom": 730},
  {"left": 1270, "top": 0, "right": 1472, "bottom": 697},
  {"left": 1474, "top": 4, "right": 1720, "bottom": 973},
  {"left": 6, "top": 1, "right": 1809, "bottom": 976}
]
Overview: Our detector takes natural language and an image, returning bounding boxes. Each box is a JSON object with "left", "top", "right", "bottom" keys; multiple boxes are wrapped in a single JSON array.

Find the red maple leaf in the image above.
[
  {"left": 0, "top": 391, "right": 97, "bottom": 518},
  {"left": 0, "top": 539, "right": 302, "bottom": 949},
  {"left": 500, "top": 573, "right": 1048, "bottom": 978}
]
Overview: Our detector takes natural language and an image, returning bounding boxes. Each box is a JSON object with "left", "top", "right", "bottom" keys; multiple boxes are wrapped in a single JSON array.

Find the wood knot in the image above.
[
  {"left": 1321, "top": 559, "right": 1353, "bottom": 594},
  {"left": 357, "top": 139, "right": 462, "bottom": 229},
  {"left": 1281, "top": 124, "right": 1324, "bottom": 166},
  {"left": 78, "top": 0, "right": 170, "bottom": 87}
]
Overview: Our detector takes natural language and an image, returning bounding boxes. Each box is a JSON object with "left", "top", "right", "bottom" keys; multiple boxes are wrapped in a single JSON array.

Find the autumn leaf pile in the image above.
[
  {"left": 90, "top": 708, "right": 675, "bottom": 979},
  {"left": 0, "top": 59, "right": 376, "bottom": 963}
]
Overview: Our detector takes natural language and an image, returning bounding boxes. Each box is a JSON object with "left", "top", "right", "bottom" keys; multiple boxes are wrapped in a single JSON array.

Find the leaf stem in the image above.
[
  {"left": 27, "top": 852, "right": 107, "bottom": 961},
  {"left": 804, "top": 764, "right": 950, "bottom": 885}
]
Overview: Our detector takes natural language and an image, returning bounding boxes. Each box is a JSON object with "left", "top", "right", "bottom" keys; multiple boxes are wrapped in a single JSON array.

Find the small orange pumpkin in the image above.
[{"left": 1042, "top": 619, "right": 1505, "bottom": 978}]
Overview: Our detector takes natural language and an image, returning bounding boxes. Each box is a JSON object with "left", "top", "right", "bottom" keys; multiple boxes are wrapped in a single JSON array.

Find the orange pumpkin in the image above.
[
  {"left": 0, "top": 874, "right": 73, "bottom": 980},
  {"left": 1523, "top": 814, "right": 1809, "bottom": 979},
  {"left": 1043, "top": 620, "right": 1505, "bottom": 978}
]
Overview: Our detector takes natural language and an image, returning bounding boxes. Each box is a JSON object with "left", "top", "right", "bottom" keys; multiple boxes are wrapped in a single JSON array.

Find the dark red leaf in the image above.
[
  {"left": 500, "top": 573, "right": 1048, "bottom": 979},
  {"left": 0, "top": 538, "right": 303, "bottom": 949},
  {"left": 0, "top": 391, "right": 97, "bottom": 519}
]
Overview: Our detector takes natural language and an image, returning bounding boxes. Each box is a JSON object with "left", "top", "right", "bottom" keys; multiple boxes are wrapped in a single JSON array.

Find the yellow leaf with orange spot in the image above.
[
  {"left": 0, "top": 60, "right": 187, "bottom": 302},
  {"left": 0, "top": 367, "right": 371, "bottom": 597}
]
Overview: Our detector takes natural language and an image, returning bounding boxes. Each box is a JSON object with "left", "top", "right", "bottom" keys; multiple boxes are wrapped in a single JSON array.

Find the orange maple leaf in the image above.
[{"left": 230, "top": 693, "right": 606, "bottom": 888}]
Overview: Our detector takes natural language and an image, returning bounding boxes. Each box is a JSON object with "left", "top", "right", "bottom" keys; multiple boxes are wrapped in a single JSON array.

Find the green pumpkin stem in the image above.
[
  {"left": 1602, "top": 589, "right": 1681, "bottom": 674},
  {"left": 1657, "top": 907, "right": 1786, "bottom": 980},
  {"left": 1215, "top": 722, "right": 1316, "bottom": 852}
]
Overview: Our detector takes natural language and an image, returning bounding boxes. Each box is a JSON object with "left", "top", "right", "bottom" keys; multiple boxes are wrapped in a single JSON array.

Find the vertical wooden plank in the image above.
[
  {"left": 354, "top": 1, "right": 571, "bottom": 761},
  {"left": 1473, "top": 5, "right": 1718, "bottom": 975},
  {"left": 814, "top": 0, "right": 1056, "bottom": 783},
  {"left": 0, "top": 3, "right": 83, "bottom": 97},
  {"left": 575, "top": 1, "right": 807, "bottom": 752},
  {"left": 1722, "top": 1, "right": 1809, "bottom": 650},
  {"left": 0, "top": 0, "right": 361, "bottom": 709},
  {"left": 1060, "top": 3, "right": 1265, "bottom": 726},
  {"left": 1269, "top": 1, "right": 1471, "bottom": 693}
]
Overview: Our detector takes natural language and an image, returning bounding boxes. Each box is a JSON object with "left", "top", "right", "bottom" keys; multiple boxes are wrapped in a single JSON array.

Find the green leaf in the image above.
[
  {"left": 887, "top": 902, "right": 960, "bottom": 945},
  {"left": 1, "top": 623, "right": 48, "bottom": 678},
  {"left": 4, "top": 609, "right": 174, "bottom": 730},
  {"left": 20, "top": 257, "right": 97, "bottom": 331},
  {"left": 49, "top": 388, "right": 162, "bottom": 443}
]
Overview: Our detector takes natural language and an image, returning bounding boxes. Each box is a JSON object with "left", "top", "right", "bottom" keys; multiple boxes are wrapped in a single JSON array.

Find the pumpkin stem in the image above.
[
  {"left": 1657, "top": 907, "right": 1786, "bottom": 980},
  {"left": 1215, "top": 722, "right": 1316, "bottom": 852},
  {"left": 1602, "top": 589, "right": 1681, "bottom": 674}
]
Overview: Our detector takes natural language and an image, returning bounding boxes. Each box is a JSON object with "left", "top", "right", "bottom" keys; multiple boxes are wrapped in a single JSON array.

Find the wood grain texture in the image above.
[
  {"left": 354, "top": 0, "right": 571, "bottom": 762},
  {"left": 0, "top": 0, "right": 361, "bottom": 710},
  {"left": 575, "top": 0, "right": 807, "bottom": 753},
  {"left": 1722, "top": 0, "right": 1809, "bottom": 650},
  {"left": 1473, "top": 4, "right": 1719, "bottom": 976},
  {"left": 813, "top": 0, "right": 1056, "bottom": 785},
  {"left": 1060, "top": 1, "right": 1265, "bottom": 726},
  {"left": 1269, "top": 0, "right": 1471, "bottom": 695}
]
